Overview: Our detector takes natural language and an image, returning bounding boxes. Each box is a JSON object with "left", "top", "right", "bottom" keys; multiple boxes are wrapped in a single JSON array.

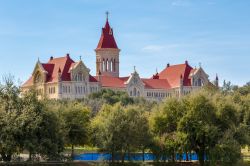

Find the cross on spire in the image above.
[{"left": 105, "top": 11, "right": 109, "bottom": 21}]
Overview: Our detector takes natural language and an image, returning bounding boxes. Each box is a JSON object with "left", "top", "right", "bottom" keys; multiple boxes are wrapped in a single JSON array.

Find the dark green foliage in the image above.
[
  {"left": 0, "top": 77, "right": 64, "bottom": 161},
  {"left": 0, "top": 75, "right": 250, "bottom": 165},
  {"left": 62, "top": 103, "right": 90, "bottom": 158},
  {"left": 88, "top": 89, "right": 134, "bottom": 105}
]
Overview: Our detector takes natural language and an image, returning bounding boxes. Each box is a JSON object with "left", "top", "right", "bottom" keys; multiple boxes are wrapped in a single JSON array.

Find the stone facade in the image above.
[{"left": 21, "top": 16, "right": 217, "bottom": 101}]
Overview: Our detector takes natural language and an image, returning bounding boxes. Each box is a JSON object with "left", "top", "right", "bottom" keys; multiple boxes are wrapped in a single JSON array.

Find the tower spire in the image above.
[
  {"left": 105, "top": 11, "right": 109, "bottom": 21},
  {"left": 95, "top": 13, "right": 120, "bottom": 77}
]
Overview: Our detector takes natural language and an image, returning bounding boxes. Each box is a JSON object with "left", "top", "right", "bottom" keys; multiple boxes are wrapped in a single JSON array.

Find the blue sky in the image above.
[{"left": 0, "top": 0, "right": 249, "bottom": 86}]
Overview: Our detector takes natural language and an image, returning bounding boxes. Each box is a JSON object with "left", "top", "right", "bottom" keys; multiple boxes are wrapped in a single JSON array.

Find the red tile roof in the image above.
[
  {"left": 96, "top": 19, "right": 118, "bottom": 49},
  {"left": 22, "top": 54, "right": 97, "bottom": 87},
  {"left": 47, "top": 54, "right": 74, "bottom": 82},
  {"left": 22, "top": 77, "right": 33, "bottom": 87},
  {"left": 158, "top": 62, "right": 193, "bottom": 88},
  {"left": 94, "top": 76, "right": 128, "bottom": 88},
  {"left": 89, "top": 75, "right": 98, "bottom": 82},
  {"left": 142, "top": 79, "right": 171, "bottom": 89},
  {"left": 22, "top": 54, "right": 196, "bottom": 90}
]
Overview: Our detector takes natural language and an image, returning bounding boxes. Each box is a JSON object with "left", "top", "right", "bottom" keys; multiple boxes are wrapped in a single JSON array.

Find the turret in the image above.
[{"left": 95, "top": 12, "right": 120, "bottom": 77}]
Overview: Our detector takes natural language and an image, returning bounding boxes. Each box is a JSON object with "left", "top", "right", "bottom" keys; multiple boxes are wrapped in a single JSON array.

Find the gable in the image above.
[{"left": 158, "top": 63, "right": 193, "bottom": 88}]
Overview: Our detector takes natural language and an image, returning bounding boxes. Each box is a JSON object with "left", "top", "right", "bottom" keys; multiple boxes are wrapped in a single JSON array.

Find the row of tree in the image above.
[
  {"left": 0, "top": 76, "right": 250, "bottom": 166},
  {"left": 0, "top": 77, "right": 91, "bottom": 161}
]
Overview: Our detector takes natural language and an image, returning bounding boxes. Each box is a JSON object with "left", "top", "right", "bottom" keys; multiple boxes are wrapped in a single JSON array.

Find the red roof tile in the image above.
[
  {"left": 94, "top": 76, "right": 128, "bottom": 88},
  {"left": 47, "top": 55, "right": 75, "bottom": 82},
  {"left": 158, "top": 63, "right": 193, "bottom": 88},
  {"left": 142, "top": 79, "right": 171, "bottom": 89},
  {"left": 22, "top": 55, "right": 75, "bottom": 87},
  {"left": 89, "top": 75, "right": 98, "bottom": 82},
  {"left": 96, "top": 19, "right": 118, "bottom": 49},
  {"left": 22, "top": 76, "right": 33, "bottom": 87}
]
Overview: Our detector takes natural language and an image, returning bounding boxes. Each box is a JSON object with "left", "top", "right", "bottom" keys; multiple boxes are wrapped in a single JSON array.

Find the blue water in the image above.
[{"left": 74, "top": 153, "right": 199, "bottom": 161}]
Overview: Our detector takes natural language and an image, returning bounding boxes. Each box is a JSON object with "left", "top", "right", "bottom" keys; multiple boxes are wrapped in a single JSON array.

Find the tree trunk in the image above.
[
  {"left": 172, "top": 150, "right": 175, "bottom": 162},
  {"left": 29, "top": 151, "right": 32, "bottom": 161},
  {"left": 111, "top": 150, "right": 115, "bottom": 163},
  {"left": 121, "top": 150, "right": 125, "bottom": 163},
  {"left": 186, "top": 151, "right": 189, "bottom": 161},
  {"left": 198, "top": 150, "right": 205, "bottom": 166},
  {"left": 71, "top": 144, "right": 74, "bottom": 159},
  {"left": 128, "top": 148, "right": 130, "bottom": 161},
  {"left": 142, "top": 148, "right": 145, "bottom": 162},
  {"left": 189, "top": 151, "right": 192, "bottom": 161}
]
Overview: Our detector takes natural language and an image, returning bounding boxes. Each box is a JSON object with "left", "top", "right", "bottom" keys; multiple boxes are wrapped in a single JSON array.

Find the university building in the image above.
[{"left": 21, "top": 15, "right": 218, "bottom": 100}]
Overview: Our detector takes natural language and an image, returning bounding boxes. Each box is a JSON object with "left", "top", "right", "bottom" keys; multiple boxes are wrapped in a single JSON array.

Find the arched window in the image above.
[
  {"left": 102, "top": 59, "right": 105, "bottom": 71},
  {"left": 106, "top": 59, "right": 108, "bottom": 71},
  {"left": 113, "top": 59, "right": 116, "bottom": 72},
  {"left": 137, "top": 91, "right": 140, "bottom": 97},
  {"left": 110, "top": 59, "right": 113, "bottom": 72},
  {"left": 133, "top": 88, "right": 137, "bottom": 96},
  {"left": 197, "top": 78, "right": 204, "bottom": 86},
  {"left": 34, "top": 72, "right": 42, "bottom": 84}
]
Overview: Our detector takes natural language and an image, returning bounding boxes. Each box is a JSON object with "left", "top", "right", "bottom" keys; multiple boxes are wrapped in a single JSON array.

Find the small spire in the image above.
[
  {"left": 38, "top": 57, "right": 40, "bottom": 62},
  {"left": 199, "top": 62, "right": 202, "bottom": 68},
  {"left": 156, "top": 68, "right": 158, "bottom": 74},
  {"left": 216, "top": 73, "right": 218, "bottom": 80},
  {"left": 133, "top": 66, "right": 136, "bottom": 72},
  {"left": 105, "top": 11, "right": 109, "bottom": 21},
  {"left": 80, "top": 55, "right": 82, "bottom": 61}
]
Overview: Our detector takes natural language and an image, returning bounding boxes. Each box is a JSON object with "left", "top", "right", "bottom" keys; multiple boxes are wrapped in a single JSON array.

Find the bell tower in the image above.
[{"left": 95, "top": 12, "right": 120, "bottom": 77}]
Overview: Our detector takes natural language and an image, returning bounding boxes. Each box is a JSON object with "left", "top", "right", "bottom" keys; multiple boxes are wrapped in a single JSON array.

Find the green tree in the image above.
[
  {"left": 0, "top": 76, "right": 22, "bottom": 161},
  {"left": 150, "top": 98, "right": 184, "bottom": 162},
  {"left": 91, "top": 104, "right": 126, "bottom": 162},
  {"left": 62, "top": 102, "right": 90, "bottom": 158},
  {"left": 88, "top": 89, "right": 134, "bottom": 106},
  {"left": 178, "top": 93, "right": 219, "bottom": 166},
  {"left": 20, "top": 90, "right": 64, "bottom": 161}
]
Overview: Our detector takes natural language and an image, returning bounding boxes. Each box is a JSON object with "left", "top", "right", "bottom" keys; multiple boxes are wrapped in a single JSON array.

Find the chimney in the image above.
[
  {"left": 66, "top": 53, "right": 70, "bottom": 58},
  {"left": 50, "top": 56, "right": 53, "bottom": 60},
  {"left": 167, "top": 63, "right": 170, "bottom": 67},
  {"left": 185, "top": 60, "right": 188, "bottom": 65}
]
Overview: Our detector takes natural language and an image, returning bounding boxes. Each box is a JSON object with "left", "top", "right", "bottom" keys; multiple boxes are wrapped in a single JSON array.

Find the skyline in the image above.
[{"left": 0, "top": 0, "right": 250, "bottom": 86}]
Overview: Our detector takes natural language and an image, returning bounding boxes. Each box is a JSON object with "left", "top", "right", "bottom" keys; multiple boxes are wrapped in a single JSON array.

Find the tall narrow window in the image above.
[
  {"left": 106, "top": 59, "right": 108, "bottom": 71},
  {"left": 110, "top": 59, "right": 113, "bottom": 72},
  {"left": 102, "top": 59, "right": 105, "bottom": 71},
  {"left": 133, "top": 88, "right": 137, "bottom": 96}
]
